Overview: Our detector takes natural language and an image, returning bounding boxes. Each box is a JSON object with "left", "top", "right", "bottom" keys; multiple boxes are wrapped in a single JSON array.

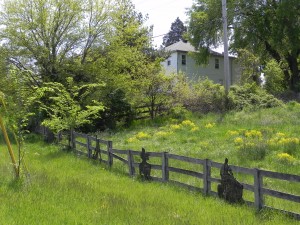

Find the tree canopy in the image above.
[
  {"left": 0, "top": 0, "right": 169, "bottom": 131},
  {"left": 187, "top": 0, "right": 300, "bottom": 92}
]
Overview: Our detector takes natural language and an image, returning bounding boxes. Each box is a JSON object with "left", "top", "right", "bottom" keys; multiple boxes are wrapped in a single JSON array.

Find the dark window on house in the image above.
[
  {"left": 167, "top": 60, "right": 171, "bottom": 66},
  {"left": 182, "top": 55, "right": 186, "bottom": 65},
  {"left": 215, "top": 58, "right": 219, "bottom": 69}
]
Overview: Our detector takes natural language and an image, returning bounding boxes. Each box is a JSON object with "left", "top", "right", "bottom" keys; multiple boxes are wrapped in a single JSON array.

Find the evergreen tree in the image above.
[{"left": 162, "top": 17, "right": 187, "bottom": 47}]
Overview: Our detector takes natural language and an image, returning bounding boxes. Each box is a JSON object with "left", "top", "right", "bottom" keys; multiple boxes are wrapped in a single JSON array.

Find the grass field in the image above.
[
  {"left": 0, "top": 103, "right": 300, "bottom": 224},
  {"left": 97, "top": 103, "right": 300, "bottom": 217},
  {"left": 100, "top": 103, "right": 300, "bottom": 176},
  {"left": 0, "top": 141, "right": 298, "bottom": 224}
]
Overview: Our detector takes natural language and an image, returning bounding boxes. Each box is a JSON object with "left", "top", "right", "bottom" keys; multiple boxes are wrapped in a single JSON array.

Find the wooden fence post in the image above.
[
  {"left": 87, "top": 135, "right": 91, "bottom": 158},
  {"left": 203, "top": 159, "right": 211, "bottom": 195},
  {"left": 162, "top": 152, "right": 169, "bottom": 182},
  {"left": 56, "top": 131, "right": 61, "bottom": 143},
  {"left": 70, "top": 129, "right": 76, "bottom": 150},
  {"left": 254, "top": 168, "right": 263, "bottom": 210},
  {"left": 96, "top": 138, "right": 101, "bottom": 161},
  {"left": 127, "top": 150, "right": 135, "bottom": 176},
  {"left": 107, "top": 141, "right": 113, "bottom": 167}
]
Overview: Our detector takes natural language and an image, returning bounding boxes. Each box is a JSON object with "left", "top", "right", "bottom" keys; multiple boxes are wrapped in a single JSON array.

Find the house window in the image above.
[
  {"left": 215, "top": 58, "right": 219, "bottom": 69},
  {"left": 167, "top": 60, "right": 171, "bottom": 66},
  {"left": 182, "top": 55, "right": 186, "bottom": 65}
]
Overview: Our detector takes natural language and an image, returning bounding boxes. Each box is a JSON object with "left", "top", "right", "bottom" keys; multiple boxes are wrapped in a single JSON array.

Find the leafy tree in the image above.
[
  {"left": 187, "top": 0, "right": 300, "bottom": 92},
  {"left": 163, "top": 17, "right": 187, "bottom": 47},
  {"left": 90, "top": 0, "right": 166, "bottom": 122},
  {"left": 236, "top": 49, "right": 261, "bottom": 85},
  {"left": 263, "top": 59, "right": 287, "bottom": 95},
  {"left": 29, "top": 77, "right": 105, "bottom": 133},
  {"left": 138, "top": 69, "right": 174, "bottom": 119},
  {"left": 0, "top": 0, "right": 111, "bottom": 83},
  {"left": 0, "top": 66, "right": 35, "bottom": 178}
]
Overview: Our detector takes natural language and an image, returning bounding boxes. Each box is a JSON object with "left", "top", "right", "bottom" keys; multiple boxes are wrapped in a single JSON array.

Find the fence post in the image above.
[
  {"left": 203, "top": 159, "right": 211, "bottom": 195},
  {"left": 254, "top": 168, "right": 263, "bottom": 210},
  {"left": 70, "top": 129, "right": 76, "bottom": 150},
  {"left": 127, "top": 150, "right": 135, "bottom": 176},
  {"left": 87, "top": 135, "right": 91, "bottom": 158},
  {"left": 96, "top": 138, "right": 101, "bottom": 161},
  {"left": 162, "top": 152, "right": 169, "bottom": 182},
  {"left": 57, "top": 131, "right": 61, "bottom": 143},
  {"left": 107, "top": 141, "right": 113, "bottom": 167}
]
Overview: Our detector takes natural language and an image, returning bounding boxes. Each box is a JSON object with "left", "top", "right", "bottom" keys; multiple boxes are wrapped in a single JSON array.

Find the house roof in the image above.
[{"left": 165, "top": 40, "right": 225, "bottom": 57}]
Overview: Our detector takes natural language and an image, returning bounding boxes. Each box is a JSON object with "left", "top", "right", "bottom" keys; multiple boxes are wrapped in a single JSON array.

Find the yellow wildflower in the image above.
[
  {"left": 245, "top": 130, "right": 262, "bottom": 139},
  {"left": 277, "top": 153, "right": 296, "bottom": 163},
  {"left": 234, "top": 137, "right": 244, "bottom": 145},
  {"left": 170, "top": 124, "right": 181, "bottom": 130},
  {"left": 276, "top": 132, "right": 285, "bottom": 137},
  {"left": 135, "top": 132, "right": 151, "bottom": 140},
  {"left": 155, "top": 131, "right": 170, "bottom": 137},
  {"left": 181, "top": 120, "right": 196, "bottom": 127},
  {"left": 227, "top": 130, "right": 239, "bottom": 136},
  {"left": 205, "top": 123, "right": 215, "bottom": 129},
  {"left": 127, "top": 137, "right": 138, "bottom": 143},
  {"left": 191, "top": 127, "right": 200, "bottom": 132}
]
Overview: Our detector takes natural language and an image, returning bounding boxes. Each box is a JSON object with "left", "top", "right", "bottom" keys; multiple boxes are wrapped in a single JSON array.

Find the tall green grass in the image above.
[
  {"left": 0, "top": 141, "right": 298, "bottom": 224},
  {"left": 97, "top": 104, "right": 300, "bottom": 216},
  {"left": 101, "top": 104, "right": 300, "bottom": 174}
]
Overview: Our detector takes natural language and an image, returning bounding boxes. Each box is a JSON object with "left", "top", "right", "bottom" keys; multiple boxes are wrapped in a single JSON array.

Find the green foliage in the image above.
[
  {"left": 228, "top": 83, "right": 283, "bottom": 111},
  {"left": 237, "top": 49, "right": 262, "bottom": 85},
  {"left": 187, "top": 0, "right": 300, "bottom": 91},
  {"left": 137, "top": 71, "right": 174, "bottom": 119},
  {"left": 98, "top": 89, "right": 134, "bottom": 130},
  {"left": 187, "top": 0, "right": 223, "bottom": 63},
  {"left": 30, "top": 78, "right": 105, "bottom": 133},
  {"left": 0, "top": 0, "right": 111, "bottom": 82},
  {"left": 172, "top": 75, "right": 226, "bottom": 113},
  {"left": 263, "top": 59, "right": 287, "bottom": 95}
]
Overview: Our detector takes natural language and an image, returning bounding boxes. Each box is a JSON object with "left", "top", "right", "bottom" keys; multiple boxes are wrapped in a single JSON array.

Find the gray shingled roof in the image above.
[
  {"left": 165, "top": 40, "right": 224, "bottom": 57},
  {"left": 165, "top": 40, "right": 196, "bottom": 52}
]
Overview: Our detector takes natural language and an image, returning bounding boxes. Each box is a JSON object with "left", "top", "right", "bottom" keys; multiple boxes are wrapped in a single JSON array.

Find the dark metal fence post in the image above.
[
  {"left": 162, "top": 152, "right": 169, "bottom": 182},
  {"left": 203, "top": 159, "right": 211, "bottom": 195},
  {"left": 254, "top": 168, "right": 263, "bottom": 210}
]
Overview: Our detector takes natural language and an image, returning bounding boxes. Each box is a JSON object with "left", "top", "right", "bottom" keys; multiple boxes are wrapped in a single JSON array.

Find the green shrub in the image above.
[
  {"left": 168, "top": 105, "right": 189, "bottom": 120},
  {"left": 263, "top": 59, "right": 287, "bottom": 95},
  {"left": 228, "top": 83, "right": 283, "bottom": 111},
  {"left": 172, "top": 76, "right": 226, "bottom": 113}
]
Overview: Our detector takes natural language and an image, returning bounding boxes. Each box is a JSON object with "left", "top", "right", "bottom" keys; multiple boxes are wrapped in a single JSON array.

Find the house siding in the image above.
[
  {"left": 161, "top": 52, "right": 178, "bottom": 74},
  {"left": 163, "top": 51, "right": 240, "bottom": 85}
]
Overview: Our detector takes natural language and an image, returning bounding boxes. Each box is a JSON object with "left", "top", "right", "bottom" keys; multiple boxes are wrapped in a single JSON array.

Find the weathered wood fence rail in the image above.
[{"left": 58, "top": 130, "right": 300, "bottom": 220}]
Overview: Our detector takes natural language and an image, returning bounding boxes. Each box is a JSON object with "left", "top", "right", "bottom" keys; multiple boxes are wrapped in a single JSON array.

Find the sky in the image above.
[{"left": 131, "top": 0, "right": 194, "bottom": 47}]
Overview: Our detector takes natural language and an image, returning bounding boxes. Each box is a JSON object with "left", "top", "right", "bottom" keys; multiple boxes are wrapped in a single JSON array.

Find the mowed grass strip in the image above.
[{"left": 0, "top": 142, "right": 298, "bottom": 225}]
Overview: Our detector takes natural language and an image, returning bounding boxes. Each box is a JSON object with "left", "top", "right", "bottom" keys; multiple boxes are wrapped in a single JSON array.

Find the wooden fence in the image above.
[{"left": 58, "top": 130, "right": 300, "bottom": 220}]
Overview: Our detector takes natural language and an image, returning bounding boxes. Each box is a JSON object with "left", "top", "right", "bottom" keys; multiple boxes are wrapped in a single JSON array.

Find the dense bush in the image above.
[
  {"left": 172, "top": 75, "right": 226, "bottom": 113},
  {"left": 228, "top": 83, "right": 283, "bottom": 111}
]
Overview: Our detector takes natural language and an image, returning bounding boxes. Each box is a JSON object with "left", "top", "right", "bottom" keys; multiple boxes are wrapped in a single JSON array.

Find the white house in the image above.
[{"left": 161, "top": 40, "right": 241, "bottom": 85}]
